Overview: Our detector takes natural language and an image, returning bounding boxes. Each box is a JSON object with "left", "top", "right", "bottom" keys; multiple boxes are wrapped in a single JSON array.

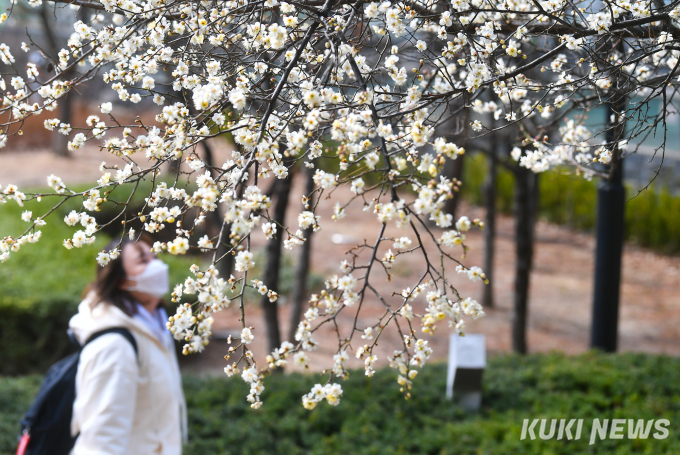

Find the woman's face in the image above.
[
  {"left": 120, "top": 241, "right": 155, "bottom": 278},
  {"left": 119, "top": 241, "right": 161, "bottom": 310}
]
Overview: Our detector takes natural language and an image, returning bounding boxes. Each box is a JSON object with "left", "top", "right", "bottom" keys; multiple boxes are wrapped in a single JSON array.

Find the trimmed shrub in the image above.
[{"left": 1, "top": 352, "right": 679, "bottom": 454}]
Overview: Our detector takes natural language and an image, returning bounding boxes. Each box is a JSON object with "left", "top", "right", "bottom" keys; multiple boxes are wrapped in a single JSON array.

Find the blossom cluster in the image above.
[{"left": 0, "top": 0, "right": 674, "bottom": 409}]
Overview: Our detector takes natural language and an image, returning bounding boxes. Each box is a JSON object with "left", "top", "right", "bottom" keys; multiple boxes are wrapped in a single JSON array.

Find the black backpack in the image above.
[{"left": 17, "top": 328, "right": 138, "bottom": 455}]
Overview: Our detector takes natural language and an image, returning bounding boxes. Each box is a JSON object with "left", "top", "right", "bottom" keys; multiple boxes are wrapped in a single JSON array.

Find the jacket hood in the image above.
[{"left": 69, "top": 292, "right": 156, "bottom": 346}]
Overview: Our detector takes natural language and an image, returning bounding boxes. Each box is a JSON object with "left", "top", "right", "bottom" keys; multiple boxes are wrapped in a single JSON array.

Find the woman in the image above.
[{"left": 68, "top": 238, "right": 187, "bottom": 455}]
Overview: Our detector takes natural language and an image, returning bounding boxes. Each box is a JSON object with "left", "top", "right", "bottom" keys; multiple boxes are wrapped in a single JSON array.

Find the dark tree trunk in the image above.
[
  {"left": 40, "top": 5, "right": 59, "bottom": 56},
  {"left": 202, "top": 140, "right": 233, "bottom": 278},
  {"left": 590, "top": 91, "right": 627, "bottom": 352},
  {"left": 40, "top": 4, "right": 65, "bottom": 156},
  {"left": 482, "top": 148, "right": 498, "bottom": 309},
  {"left": 202, "top": 141, "right": 221, "bottom": 232},
  {"left": 512, "top": 167, "right": 538, "bottom": 354},
  {"left": 287, "top": 166, "right": 315, "bottom": 342},
  {"left": 53, "top": 93, "right": 72, "bottom": 157},
  {"left": 261, "top": 174, "right": 293, "bottom": 354},
  {"left": 443, "top": 155, "right": 465, "bottom": 220},
  {"left": 42, "top": 8, "right": 71, "bottom": 157},
  {"left": 43, "top": 5, "right": 87, "bottom": 157}
]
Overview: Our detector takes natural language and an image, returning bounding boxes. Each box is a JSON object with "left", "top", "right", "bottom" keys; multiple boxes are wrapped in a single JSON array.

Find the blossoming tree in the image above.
[{"left": 1, "top": 0, "right": 678, "bottom": 408}]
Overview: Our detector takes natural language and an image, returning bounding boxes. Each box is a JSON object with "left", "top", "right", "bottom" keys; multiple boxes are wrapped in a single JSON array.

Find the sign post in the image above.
[{"left": 446, "top": 333, "right": 486, "bottom": 411}]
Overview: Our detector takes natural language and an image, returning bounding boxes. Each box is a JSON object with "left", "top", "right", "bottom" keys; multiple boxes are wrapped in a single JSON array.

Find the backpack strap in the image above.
[{"left": 84, "top": 328, "right": 138, "bottom": 361}]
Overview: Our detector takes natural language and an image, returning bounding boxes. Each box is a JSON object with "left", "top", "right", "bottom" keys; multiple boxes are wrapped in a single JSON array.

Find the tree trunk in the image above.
[
  {"left": 287, "top": 166, "right": 315, "bottom": 342},
  {"left": 512, "top": 167, "right": 538, "bottom": 354},
  {"left": 46, "top": 6, "right": 89, "bottom": 157},
  {"left": 590, "top": 90, "right": 627, "bottom": 352},
  {"left": 443, "top": 155, "right": 465, "bottom": 221},
  {"left": 261, "top": 175, "right": 293, "bottom": 354},
  {"left": 40, "top": 5, "right": 70, "bottom": 157},
  {"left": 52, "top": 93, "right": 72, "bottom": 157},
  {"left": 202, "top": 140, "right": 233, "bottom": 278},
  {"left": 482, "top": 148, "right": 497, "bottom": 309}
]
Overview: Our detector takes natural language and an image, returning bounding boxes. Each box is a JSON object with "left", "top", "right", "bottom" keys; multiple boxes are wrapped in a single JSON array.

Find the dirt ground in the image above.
[{"left": 2, "top": 144, "right": 679, "bottom": 376}]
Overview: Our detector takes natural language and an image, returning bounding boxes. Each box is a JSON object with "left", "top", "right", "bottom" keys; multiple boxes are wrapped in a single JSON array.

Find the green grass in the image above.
[
  {"left": 1, "top": 352, "right": 678, "bottom": 454},
  {"left": 0, "top": 192, "right": 107, "bottom": 304}
]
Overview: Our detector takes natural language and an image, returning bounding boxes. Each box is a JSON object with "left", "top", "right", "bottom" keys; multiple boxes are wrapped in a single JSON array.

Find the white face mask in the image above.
[{"left": 125, "top": 259, "right": 169, "bottom": 298}]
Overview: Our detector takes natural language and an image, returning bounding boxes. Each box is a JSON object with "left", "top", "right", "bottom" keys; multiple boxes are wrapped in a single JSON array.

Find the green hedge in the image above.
[
  {"left": 1, "top": 352, "right": 678, "bottom": 454},
  {"left": 461, "top": 153, "right": 680, "bottom": 254},
  {"left": 0, "top": 375, "right": 42, "bottom": 452}
]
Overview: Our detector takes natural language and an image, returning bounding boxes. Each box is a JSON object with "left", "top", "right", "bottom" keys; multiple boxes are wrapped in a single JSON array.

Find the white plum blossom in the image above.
[
  {"left": 351, "top": 178, "right": 365, "bottom": 194},
  {"left": 455, "top": 216, "right": 471, "bottom": 232},
  {"left": 457, "top": 265, "right": 487, "bottom": 283},
  {"left": 312, "top": 170, "right": 337, "bottom": 189},
  {"left": 298, "top": 211, "right": 319, "bottom": 230},
  {"left": 393, "top": 237, "right": 412, "bottom": 249},
  {"left": 293, "top": 351, "right": 309, "bottom": 368},
  {"left": 241, "top": 327, "right": 254, "bottom": 344},
  {"left": 235, "top": 250, "right": 255, "bottom": 272}
]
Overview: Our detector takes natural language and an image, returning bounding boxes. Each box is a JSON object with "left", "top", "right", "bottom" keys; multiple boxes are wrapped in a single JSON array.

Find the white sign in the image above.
[{"left": 446, "top": 333, "right": 486, "bottom": 400}]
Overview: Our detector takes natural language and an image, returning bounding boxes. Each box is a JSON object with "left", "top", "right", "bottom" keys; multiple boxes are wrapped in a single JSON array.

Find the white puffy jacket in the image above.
[{"left": 69, "top": 294, "right": 187, "bottom": 455}]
